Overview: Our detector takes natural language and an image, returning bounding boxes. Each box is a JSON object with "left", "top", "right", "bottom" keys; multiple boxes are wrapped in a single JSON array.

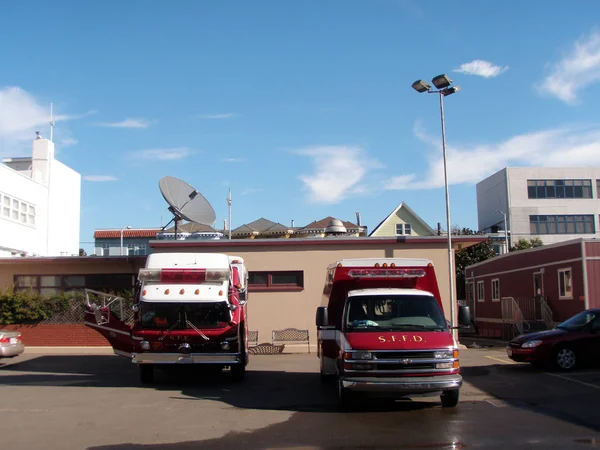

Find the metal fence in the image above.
[{"left": 38, "top": 290, "right": 135, "bottom": 325}]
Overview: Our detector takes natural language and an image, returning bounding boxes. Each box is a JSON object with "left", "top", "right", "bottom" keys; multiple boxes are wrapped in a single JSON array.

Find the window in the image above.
[
  {"left": 530, "top": 215, "right": 595, "bottom": 234},
  {"left": 248, "top": 270, "right": 304, "bottom": 291},
  {"left": 14, "top": 274, "right": 136, "bottom": 296},
  {"left": 491, "top": 279, "right": 500, "bottom": 302},
  {"left": 558, "top": 268, "right": 573, "bottom": 299},
  {"left": 0, "top": 192, "right": 36, "bottom": 226},
  {"left": 477, "top": 281, "right": 485, "bottom": 302},
  {"left": 527, "top": 179, "right": 592, "bottom": 199},
  {"left": 395, "top": 223, "right": 412, "bottom": 236}
]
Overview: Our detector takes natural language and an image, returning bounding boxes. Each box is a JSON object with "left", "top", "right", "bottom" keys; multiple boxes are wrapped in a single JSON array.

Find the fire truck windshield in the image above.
[
  {"left": 345, "top": 294, "right": 447, "bottom": 332},
  {"left": 140, "top": 302, "right": 230, "bottom": 329}
]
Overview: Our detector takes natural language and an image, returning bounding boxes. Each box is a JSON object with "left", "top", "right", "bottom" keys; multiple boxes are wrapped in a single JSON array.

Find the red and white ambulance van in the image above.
[
  {"left": 316, "top": 258, "right": 470, "bottom": 408},
  {"left": 84, "top": 252, "right": 249, "bottom": 383}
]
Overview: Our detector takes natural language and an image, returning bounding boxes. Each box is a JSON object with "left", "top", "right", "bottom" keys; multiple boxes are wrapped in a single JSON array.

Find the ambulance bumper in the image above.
[
  {"left": 341, "top": 374, "right": 462, "bottom": 393},
  {"left": 132, "top": 352, "right": 242, "bottom": 365}
]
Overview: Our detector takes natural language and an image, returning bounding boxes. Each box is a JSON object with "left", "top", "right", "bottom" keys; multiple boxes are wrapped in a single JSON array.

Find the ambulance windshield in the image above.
[{"left": 345, "top": 294, "right": 447, "bottom": 331}]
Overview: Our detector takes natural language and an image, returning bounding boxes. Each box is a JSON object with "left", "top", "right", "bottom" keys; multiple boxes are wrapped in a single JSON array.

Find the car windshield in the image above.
[
  {"left": 556, "top": 310, "right": 598, "bottom": 331},
  {"left": 344, "top": 294, "right": 447, "bottom": 331}
]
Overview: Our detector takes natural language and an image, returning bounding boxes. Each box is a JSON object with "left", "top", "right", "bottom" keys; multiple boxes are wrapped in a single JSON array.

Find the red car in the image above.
[{"left": 506, "top": 309, "right": 600, "bottom": 371}]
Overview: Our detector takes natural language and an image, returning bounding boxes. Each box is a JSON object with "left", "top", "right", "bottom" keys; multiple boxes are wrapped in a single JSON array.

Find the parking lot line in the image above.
[
  {"left": 485, "top": 355, "right": 518, "bottom": 365},
  {"left": 544, "top": 372, "right": 600, "bottom": 390}
]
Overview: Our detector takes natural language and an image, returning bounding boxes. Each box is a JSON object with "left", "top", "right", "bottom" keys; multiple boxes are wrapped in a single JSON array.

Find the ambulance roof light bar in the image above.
[
  {"left": 348, "top": 268, "right": 427, "bottom": 278},
  {"left": 139, "top": 268, "right": 229, "bottom": 283}
]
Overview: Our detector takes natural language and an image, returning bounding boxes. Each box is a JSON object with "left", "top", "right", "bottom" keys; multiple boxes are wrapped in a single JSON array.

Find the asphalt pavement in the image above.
[{"left": 1, "top": 346, "right": 600, "bottom": 449}]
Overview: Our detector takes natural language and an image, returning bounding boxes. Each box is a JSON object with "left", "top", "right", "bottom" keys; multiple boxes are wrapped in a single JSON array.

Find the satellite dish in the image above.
[{"left": 159, "top": 177, "right": 216, "bottom": 238}]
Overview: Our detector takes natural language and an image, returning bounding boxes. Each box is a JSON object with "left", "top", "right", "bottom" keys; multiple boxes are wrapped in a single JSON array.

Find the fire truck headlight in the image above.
[
  {"left": 220, "top": 341, "right": 231, "bottom": 351},
  {"left": 345, "top": 351, "right": 372, "bottom": 360},
  {"left": 140, "top": 341, "right": 151, "bottom": 351}
]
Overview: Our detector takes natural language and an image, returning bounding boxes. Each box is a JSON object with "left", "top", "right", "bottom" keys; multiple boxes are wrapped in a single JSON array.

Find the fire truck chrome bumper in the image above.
[
  {"left": 341, "top": 374, "right": 462, "bottom": 393},
  {"left": 132, "top": 352, "right": 241, "bottom": 364}
]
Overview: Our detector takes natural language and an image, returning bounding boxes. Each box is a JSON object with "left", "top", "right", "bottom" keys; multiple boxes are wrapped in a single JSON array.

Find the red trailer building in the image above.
[{"left": 465, "top": 238, "right": 600, "bottom": 339}]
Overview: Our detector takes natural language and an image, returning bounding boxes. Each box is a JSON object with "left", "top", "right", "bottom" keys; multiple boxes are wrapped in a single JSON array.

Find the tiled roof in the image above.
[
  {"left": 300, "top": 216, "right": 360, "bottom": 231},
  {"left": 232, "top": 218, "right": 291, "bottom": 234},
  {"left": 163, "top": 222, "right": 218, "bottom": 233},
  {"left": 94, "top": 229, "right": 161, "bottom": 239}
]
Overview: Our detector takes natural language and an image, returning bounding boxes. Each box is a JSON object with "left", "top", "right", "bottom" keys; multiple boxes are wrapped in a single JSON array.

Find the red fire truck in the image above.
[
  {"left": 316, "top": 258, "right": 470, "bottom": 408},
  {"left": 84, "top": 252, "right": 249, "bottom": 383}
]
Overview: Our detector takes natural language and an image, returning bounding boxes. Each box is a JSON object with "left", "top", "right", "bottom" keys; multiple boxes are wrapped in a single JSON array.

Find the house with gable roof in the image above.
[
  {"left": 231, "top": 218, "right": 294, "bottom": 239},
  {"left": 295, "top": 216, "right": 367, "bottom": 238},
  {"left": 369, "top": 202, "right": 437, "bottom": 237}
]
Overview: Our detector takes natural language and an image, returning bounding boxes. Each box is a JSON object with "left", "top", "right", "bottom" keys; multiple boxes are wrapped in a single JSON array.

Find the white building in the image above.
[
  {"left": 0, "top": 134, "right": 81, "bottom": 257},
  {"left": 477, "top": 167, "right": 600, "bottom": 249}
]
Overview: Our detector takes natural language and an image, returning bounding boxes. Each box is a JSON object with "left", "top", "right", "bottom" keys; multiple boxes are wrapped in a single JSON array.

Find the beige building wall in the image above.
[{"left": 0, "top": 236, "right": 485, "bottom": 352}]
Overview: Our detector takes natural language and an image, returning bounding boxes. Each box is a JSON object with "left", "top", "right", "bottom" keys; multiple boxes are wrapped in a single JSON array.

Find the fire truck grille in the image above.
[
  {"left": 373, "top": 351, "right": 436, "bottom": 360},
  {"left": 374, "top": 363, "right": 436, "bottom": 371}
]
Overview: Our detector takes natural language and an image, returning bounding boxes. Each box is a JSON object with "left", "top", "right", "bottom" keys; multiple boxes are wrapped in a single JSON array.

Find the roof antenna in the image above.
[
  {"left": 227, "top": 188, "right": 232, "bottom": 240},
  {"left": 49, "top": 102, "right": 55, "bottom": 142}
]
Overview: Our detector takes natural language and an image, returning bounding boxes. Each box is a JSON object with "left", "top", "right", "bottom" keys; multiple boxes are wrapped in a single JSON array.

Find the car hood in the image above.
[
  {"left": 345, "top": 331, "right": 455, "bottom": 350},
  {"left": 511, "top": 328, "right": 567, "bottom": 343}
]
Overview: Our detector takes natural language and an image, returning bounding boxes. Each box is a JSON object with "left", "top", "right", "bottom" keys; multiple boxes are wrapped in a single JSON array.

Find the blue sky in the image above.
[{"left": 2, "top": 1, "right": 600, "bottom": 252}]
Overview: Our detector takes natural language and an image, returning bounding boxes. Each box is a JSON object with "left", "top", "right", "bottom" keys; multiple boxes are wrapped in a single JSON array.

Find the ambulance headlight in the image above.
[
  {"left": 345, "top": 351, "right": 373, "bottom": 360},
  {"left": 434, "top": 349, "right": 458, "bottom": 359},
  {"left": 139, "top": 341, "right": 151, "bottom": 351}
]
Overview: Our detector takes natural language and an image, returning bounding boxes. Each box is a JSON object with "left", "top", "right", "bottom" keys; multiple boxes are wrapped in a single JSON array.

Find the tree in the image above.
[
  {"left": 510, "top": 237, "right": 543, "bottom": 252},
  {"left": 451, "top": 227, "right": 496, "bottom": 300},
  {"left": 79, "top": 248, "right": 87, "bottom": 256}
]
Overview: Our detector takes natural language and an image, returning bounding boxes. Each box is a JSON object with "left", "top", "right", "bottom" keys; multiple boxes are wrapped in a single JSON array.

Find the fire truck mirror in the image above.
[
  {"left": 458, "top": 305, "right": 471, "bottom": 327},
  {"left": 131, "top": 304, "right": 140, "bottom": 313},
  {"left": 315, "top": 306, "right": 328, "bottom": 327}
]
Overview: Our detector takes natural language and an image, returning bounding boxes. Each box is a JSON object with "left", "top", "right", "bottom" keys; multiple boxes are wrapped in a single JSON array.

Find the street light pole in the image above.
[
  {"left": 411, "top": 74, "right": 460, "bottom": 340},
  {"left": 120, "top": 225, "right": 131, "bottom": 256},
  {"left": 438, "top": 91, "right": 456, "bottom": 341}
]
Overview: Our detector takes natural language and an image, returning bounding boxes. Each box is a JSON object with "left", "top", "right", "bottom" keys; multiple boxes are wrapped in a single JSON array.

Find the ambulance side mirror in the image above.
[
  {"left": 315, "top": 307, "right": 328, "bottom": 328},
  {"left": 458, "top": 305, "right": 471, "bottom": 327}
]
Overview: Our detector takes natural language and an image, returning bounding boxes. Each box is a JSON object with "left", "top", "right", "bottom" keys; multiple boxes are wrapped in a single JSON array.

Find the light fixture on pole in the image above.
[
  {"left": 120, "top": 225, "right": 131, "bottom": 256},
  {"left": 496, "top": 210, "right": 509, "bottom": 253},
  {"left": 411, "top": 74, "right": 460, "bottom": 339}
]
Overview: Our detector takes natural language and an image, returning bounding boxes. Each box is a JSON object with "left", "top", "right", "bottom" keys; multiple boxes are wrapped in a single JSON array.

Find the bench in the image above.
[{"left": 272, "top": 328, "right": 310, "bottom": 353}]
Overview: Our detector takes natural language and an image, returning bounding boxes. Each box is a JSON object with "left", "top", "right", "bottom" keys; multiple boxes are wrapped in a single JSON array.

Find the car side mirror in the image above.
[
  {"left": 315, "top": 306, "right": 328, "bottom": 328},
  {"left": 458, "top": 305, "right": 471, "bottom": 327}
]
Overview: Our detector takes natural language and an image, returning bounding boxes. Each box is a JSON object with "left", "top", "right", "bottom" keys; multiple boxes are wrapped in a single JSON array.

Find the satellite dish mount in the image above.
[{"left": 159, "top": 177, "right": 216, "bottom": 240}]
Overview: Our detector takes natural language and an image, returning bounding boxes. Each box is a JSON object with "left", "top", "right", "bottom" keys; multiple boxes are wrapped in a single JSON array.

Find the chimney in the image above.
[
  {"left": 437, "top": 222, "right": 442, "bottom": 236},
  {"left": 356, "top": 212, "right": 361, "bottom": 227},
  {"left": 223, "top": 219, "right": 227, "bottom": 231},
  {"left": 291, "top": 219, "right": 295, "bottom": 228}
]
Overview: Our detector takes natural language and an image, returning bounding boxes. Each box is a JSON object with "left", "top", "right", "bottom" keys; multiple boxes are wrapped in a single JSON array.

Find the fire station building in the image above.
[{"left": 0, "top": 235, "right": 486, "bottom": 352}]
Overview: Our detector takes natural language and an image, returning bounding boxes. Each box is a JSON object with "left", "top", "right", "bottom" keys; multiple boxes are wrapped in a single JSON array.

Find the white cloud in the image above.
[
  {"left": 296, "top": 146, "right": 382, "bottom": 204},
  {"left": 128, "top": 148, "right": 194, "bottom": 161},
  {"left": 385, "top": 122, "right": 600, "bottom": 190},
  {"left": 83, "top": 175, "right": 118, "bottom": 182},
  {"left": 0, "top": 86, "right": 93, "bottom": 157},
  {"left": 221, "top": 157, "right": 245, "bottom": 163},
  {"left": 453, "top": 60, "right": 508, "bottom": 78},
  {"left": 198, "top": 113, "right": 236, "bottom": 119},
  {"left": 539, "top": 31, "right": 600, "bottom": 104},
  {"left": 241, "top": 187, "right": 262, "bottom": 195},
  {"left": 98, "top": 118, "right": 151, "bottom": 128},
  {"left": 60, "top": 137, "right": 79, "bottom": 147}
]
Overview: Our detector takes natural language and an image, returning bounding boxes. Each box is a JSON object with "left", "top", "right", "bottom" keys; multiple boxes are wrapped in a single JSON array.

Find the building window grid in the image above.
[
  {"left": 527, "top": 179, "right": 592, "bottom": 199},
  {"left": 491, "top": 279, "right": 500, "bottom": 302},
  {"left": 1, "top": 192, "right": 36, "bottom": 226},
  {"left": 395, "top": 223, "right": 412, "bottom": 236},
  {"left": 529, "top": 215, "right": 595, "bottom": 235},
  {"left": 248, "top": 271, "right": 304, "bottom": 290},
  {"left": 14, "top": 274, "right": 135, "bottom": 295}
]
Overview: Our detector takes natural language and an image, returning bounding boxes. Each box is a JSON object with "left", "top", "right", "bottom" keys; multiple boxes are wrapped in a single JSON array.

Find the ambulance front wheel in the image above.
[
  {"left": 231, "top": 362, "right": 245, "bottom": 382},
  {"left": 337, "top": 379, "right": 356, "bottom": 410},
  {"left": 139, "top": 364, "right": 155, "bottom": 384},
  {"left": 440, "top": 389, "right": 459, "bottom": 408}
]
